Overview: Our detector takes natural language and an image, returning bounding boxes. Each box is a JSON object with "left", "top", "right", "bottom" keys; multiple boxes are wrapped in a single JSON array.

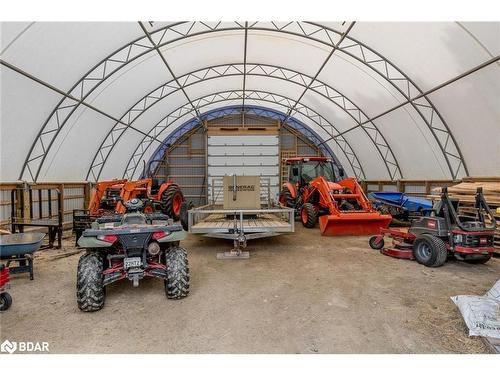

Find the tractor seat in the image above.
[{"left": 150, "top": 178, "right": 164, "bottom": 195}]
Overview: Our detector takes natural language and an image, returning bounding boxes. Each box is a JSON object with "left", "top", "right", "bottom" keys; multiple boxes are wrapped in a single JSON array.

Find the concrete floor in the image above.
[{"left": 1, "top": 226, "right": 498, "bottom": 353}]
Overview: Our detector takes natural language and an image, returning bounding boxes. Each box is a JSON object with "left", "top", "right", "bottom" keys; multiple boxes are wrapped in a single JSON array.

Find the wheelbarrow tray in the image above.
[{"left": 0, "top": 233, "right": 46, "bottom": 257}]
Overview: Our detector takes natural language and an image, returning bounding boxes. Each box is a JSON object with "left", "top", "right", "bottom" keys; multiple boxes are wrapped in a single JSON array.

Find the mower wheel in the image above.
[
  {"left": 279, "top": 187, "right": 295, "bottom": 208},
  {"left": 412, "top": 234, "right": 447, "bottom": 267},
  {"left": 300, "top": 203, "right": 317, "bottom": 228},
  {"left": 162, "top": 185, "right": 184, "bottom": 221},
  {"left": 164, "top": 247, "right": 189, "bottom": 299},
  {"left": 76, "top": 252, "right": 105, "bottom": 312},
  {"left": 464, "top": 255, "right": 491, "bottom": 264},
  {"left": 0, "top": 292, "right": 12, "bottom": 311},
  {"left": 369, "top": 236, "right": 385, "bottom": 250}
]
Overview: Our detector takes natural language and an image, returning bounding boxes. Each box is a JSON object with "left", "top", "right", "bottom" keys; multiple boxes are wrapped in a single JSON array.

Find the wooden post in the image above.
[
  {"left": 22, "top": 182, "right": 31, "bottom": 219},
  {"left": 397, "top": 180, "right": 403, "bottom": 192}
]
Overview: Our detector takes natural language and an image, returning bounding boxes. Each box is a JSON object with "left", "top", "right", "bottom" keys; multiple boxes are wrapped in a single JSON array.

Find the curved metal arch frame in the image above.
[
  {"left": 121, "top": 90, "right": 365, "bottom": 181},
  {"left": 21, "top": 21, "right": 466, "bottom": 182},
  {"left": 87, "top": 62, "right": 401, "bottom": 182},
  {"left": 141, "top": 104, "right": 339, "bottom": 179}
]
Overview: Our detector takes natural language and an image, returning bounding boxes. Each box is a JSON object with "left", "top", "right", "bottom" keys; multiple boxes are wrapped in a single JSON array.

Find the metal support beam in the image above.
[
  {"left": 86, "top": 62, "right": 402, "bottom": 181},
  {"left": 282, "top": 22, "right": 356, "bottom": 124},
  {"left": 242, "top": 21, "right": 249, "bottom": 123},
  {"left": 21, "top": 21, "right": 466, "bottom": 181},
  {"left": 0, "top": 59, "right": 164, "bottom": 179},
  {"left": 138, "top": 21, "right": 202, "bottom": 122},
  {"left": 322, "top": 54, "right": 500, "bottom": 141},
  {"left": 121, "top": 90, "right": 366, "bottom": 181}
]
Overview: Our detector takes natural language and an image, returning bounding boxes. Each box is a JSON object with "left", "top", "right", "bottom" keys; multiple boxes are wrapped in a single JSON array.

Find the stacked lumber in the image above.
[{"left": 429, "top": 179, "right": 500, "bottom": 254}]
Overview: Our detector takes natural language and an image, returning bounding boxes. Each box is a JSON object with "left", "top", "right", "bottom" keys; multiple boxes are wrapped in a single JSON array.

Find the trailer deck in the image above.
[{"left": 189, "top": 208, "right": 294, "bottom": 234}]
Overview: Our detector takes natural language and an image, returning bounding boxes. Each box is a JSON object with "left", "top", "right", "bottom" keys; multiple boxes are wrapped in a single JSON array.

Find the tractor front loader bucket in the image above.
[{"left": 319, "top": 212, "right": 392, "bottom": 236}]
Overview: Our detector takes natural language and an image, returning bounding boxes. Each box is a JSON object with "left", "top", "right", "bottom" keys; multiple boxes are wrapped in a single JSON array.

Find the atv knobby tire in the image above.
[
  {"left": 76, "top": 252, "right": 105, "bottom": 312},
  {"left": 301, "top": 203, "right": 317, "bottom": 228},
  {"left": 162, "top": 185, "right": 184, "bottom": 221},
  {"left": 412, "top": 234, "right": 448, "bottom": 267},
  {"left": 279, "top": 186, "right": 295, "bottom": 208},
  {"left": 164, "top": 247, "right": 189, "bottom": 299}
]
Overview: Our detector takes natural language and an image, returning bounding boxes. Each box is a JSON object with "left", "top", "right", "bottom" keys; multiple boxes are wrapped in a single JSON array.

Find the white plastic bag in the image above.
[{"left": 451, "top": 279, "right": 500, "bottom": 339}]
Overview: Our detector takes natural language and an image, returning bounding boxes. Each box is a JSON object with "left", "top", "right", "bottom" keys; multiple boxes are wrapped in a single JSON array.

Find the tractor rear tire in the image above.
[
  {"left": 412, "top": 234, "right": 448, "bottom": 267},
  {"left": 0, "top": 292, "right": 12, "bottom": 311},
  {"left": 279, "top": 187, "right": 295, "bottom": 208},
  {"left": 76, "top": 252, "right": 105, "bottom": 312},
  {"left": 464, "top": 255, "right": 491, "bottom": 264},
  {"left": 301, "top": 203, "right": 317, "bottom": 228},
  {"left": 164, "top": 247, "right": 190, "bottom": 299},
  {"left": 162, "top": 185, "right": 184, "bottom": 221}
]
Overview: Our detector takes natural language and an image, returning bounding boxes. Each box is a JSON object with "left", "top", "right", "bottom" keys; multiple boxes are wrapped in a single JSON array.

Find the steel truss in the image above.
[
  {"left": 87, "top": 62, "right": 401, "bottom": 182},
  {"left": 143, "top": 105, "right": 339, "bottom": 179},
  {"left": 21, "top": 21, "right": 466, "bottom": 182},
  {"left": 121, "top": 90, "right": 365, "bottom": 181}
]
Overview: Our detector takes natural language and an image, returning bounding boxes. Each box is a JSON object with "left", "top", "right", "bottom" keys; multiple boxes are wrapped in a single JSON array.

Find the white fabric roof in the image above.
[{"left": 1, "top": 21, "right": 498, "bottom": 182}]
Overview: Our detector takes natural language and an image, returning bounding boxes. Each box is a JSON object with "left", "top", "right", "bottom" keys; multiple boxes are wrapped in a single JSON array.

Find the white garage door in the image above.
[{"left": 207, "top": 134, "right": 280, "bottom": 203}]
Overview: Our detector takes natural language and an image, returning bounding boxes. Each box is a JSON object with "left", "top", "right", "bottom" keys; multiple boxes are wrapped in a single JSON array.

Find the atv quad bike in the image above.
[
  {"left": 279, "top": 157, "right": 391, "bottom": 236},
  {"left": 369, "top": 187, "right": 496, "bottom": 267},
  {"left": 76, "top": 198, "right": 189, "bottom": 312}
]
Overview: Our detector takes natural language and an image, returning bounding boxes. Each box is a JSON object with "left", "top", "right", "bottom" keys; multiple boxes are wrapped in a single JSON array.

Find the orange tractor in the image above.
[
  {"left": 279, "top": 157, "right": 391, "bottom": 236},
  {"left": 87, "top": 160, "right": 185, "bottom": 220},
  {"left": 74, "top": 163, "right": 185, "bottom": 243}
]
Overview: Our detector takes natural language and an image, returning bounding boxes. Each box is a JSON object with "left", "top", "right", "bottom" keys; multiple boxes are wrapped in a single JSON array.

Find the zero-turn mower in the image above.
[
  {"left": 279, "top": 157, "right": 391, "bottom": 236},
  {"left": 369, "top": 187, "right": 496, "bottom": 267}
]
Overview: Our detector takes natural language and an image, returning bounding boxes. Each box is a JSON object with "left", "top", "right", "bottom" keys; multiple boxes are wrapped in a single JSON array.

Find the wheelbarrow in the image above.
[{"left": 0, "top": 232, "right": 46, "bottom": 280}]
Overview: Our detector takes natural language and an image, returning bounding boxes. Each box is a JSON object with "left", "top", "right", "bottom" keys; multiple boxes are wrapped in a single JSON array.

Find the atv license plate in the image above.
[{"left": 124, "top": 257, "right": 142, "bottom": 269}]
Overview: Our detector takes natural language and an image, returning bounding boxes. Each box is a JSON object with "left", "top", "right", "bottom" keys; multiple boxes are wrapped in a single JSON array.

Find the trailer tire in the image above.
[
  {"left": 413, "top": 234, "right": 447, "bottom": 267},
  {"left": 301, "top": 203, "right": 317, "bottom": 228},
  {"left": 76, "top": 252, "right": 105, "bottom": 312},
  {"left": 180, "top": 201, "right": 193, "bottom": 231},
  {"left": 369, "top": 236, "right": 385, "bottom": 250},
  {"left": 164, "top": 247, "right": 189, "bottom": 299},
  {"left": 0, "top": 292, "right": 12, "bottom": 311},
  {"left": 279, "top": 187, "right": 295, "bottom": 208},
  {"left": 162, "top": 185, "right": 184, "bottom": 221}
]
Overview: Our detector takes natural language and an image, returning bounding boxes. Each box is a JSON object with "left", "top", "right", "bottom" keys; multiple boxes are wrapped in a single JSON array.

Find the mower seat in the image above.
[{"left": 432, "top": 198, "right": 459, "bottom": 218}]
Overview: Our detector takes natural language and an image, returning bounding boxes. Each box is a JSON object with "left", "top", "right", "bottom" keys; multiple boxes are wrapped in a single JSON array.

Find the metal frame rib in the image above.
[
  {"left": 86, "top": 63, "right": 400, "bottom": 181},
  {"left": 121, "top": 90, "right": 366, "bottom": 180},
  {"left": 19, "top": 22, "right": 467, "bottom": 181}
]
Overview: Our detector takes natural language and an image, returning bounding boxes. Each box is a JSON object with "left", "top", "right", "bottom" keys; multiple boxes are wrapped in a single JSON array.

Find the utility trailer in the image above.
[{"left": 184, "top": 177, "right": 295, "bottom": 259}]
